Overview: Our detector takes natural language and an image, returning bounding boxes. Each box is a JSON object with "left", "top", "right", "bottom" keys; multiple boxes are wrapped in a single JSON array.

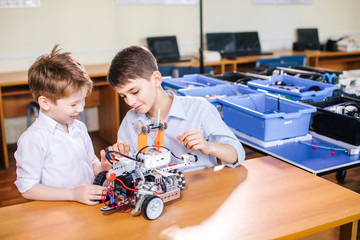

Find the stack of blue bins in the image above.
[
  {"left": 247, "top": 75, "right": 339, "bottom": 102},
  {"left": 178, "top": 83, "right": 260, "bottom": 117},
  {"left": 165, "top": 74, "right": 318, "bottom": 143},
  {"left": 217, "top": 93, "right": 317, "bottom": 142},
  {"left": 161, "top": 74, "right": 230, "bottom": 94},
  {"left": 177, "top": 84, "right": 258, "bottom": 105}
]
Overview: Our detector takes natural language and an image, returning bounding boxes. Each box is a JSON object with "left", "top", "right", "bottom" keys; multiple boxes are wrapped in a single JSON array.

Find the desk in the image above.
[
  {"left": 167, "top": 49, "right": 360, "bottom": 74},
  {"left": 305, "top": 50, "right": 360, "bottom": 71},
  {"left": 1, "top": 156, "right": 359, "bottom": 240},
  {"left": 164, "top": 49, "right": 296, "bottom": 74},
  {"left": 235, "top": 131, "right": 360, "bottom": 178},
  {"left": 0, "top": 64, "right": 120, "bottom": 168}
]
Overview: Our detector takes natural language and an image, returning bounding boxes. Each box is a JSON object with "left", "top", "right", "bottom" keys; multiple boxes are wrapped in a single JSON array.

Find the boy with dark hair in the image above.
[
  {"left": 15, "top": 45, "right": 111, "bottom": 205},
  {"left": 104, "top": 46, "right": 245, "bottom": 171}
]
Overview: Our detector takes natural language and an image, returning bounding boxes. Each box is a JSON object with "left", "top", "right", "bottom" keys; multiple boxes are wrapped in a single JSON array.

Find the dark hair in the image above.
[
  {"left": 107, "top": 46, "right": 158, "bottom": 87},
  {"left": 28, "top": 44, "right": 93, "bottom": 103}
]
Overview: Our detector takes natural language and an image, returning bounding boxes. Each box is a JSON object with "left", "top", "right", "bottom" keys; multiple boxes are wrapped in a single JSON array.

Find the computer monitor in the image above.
[
  {"left": 296, "top": 28, "right": 320, "bottom": 50},
  {"left": 146, "top": 36, "right": 183, "bottom": 63},
  {"left": 206, "top": 32, "right": 235, "bottom": 57},
  {"left": 206, "top": 31, "right": 272, "bottom": 58},
  {"left": 234, "top": 31, "right": 262, "bottom": 54}
]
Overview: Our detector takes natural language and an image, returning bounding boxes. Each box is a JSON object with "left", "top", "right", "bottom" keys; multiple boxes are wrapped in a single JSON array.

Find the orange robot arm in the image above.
[{"left": 154, "top": 121, "right": 166, "bottom": 148}]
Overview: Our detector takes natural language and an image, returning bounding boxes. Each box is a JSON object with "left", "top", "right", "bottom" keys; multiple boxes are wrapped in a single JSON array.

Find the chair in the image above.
[
  {"left": 26, "top": 101, "right": 86, "bottom": 127},
  {"left": 255, "top": 55, "right": 307, "bottom": 69},
  {"left": 27, "top": 102, "right": 40, "bottom": 127}
]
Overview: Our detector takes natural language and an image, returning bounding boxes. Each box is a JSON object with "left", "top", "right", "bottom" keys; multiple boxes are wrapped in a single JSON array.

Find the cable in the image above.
[
  {"left": 299, "top": 141, "right": 346, "bottom": 152},
  {"left": 105, "top": 147, "right": 139, "bottom": 165},
  {"left": 226, "top": 85, "right": 242, "bottom": 96},
  {"left": 177, "top": 80, "right": 209, "bottom": 87},
  {"left": 114, "top": 177, "right": 139, "bottom": 192},
  {"left": 136, "top": 145, "right": 182, "bottom": 160},
  {"left": 108, "top": 150, "right": 138, "bottom": 161},
  {"left": 162, "top": 146, "right": 182, "bottom": 159},
  {"left": 246, "top": 95, "right": 258, "bottom": 111}
]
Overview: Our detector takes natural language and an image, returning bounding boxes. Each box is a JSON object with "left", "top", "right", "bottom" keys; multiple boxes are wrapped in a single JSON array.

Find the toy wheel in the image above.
[
  {"left": 133, "top": 122, "right": 142, "bottom": 135},
  {"left": 141, "top": 126, "right": 148, "bottom": 134},
  {"left": 176, "top": 172, "right": 186, "bottom": 191},
  {"left": 93, "top": 171, "right": 107, "bottom": 186},
  {"left": 336, "top": 169, "right": 346, "bottom": 183},
  {"left": 141, "top": 196, "right": 164, "bottom": 220},
  {"left": 93, "top": 171, "right": 109, "bottom": 203}
]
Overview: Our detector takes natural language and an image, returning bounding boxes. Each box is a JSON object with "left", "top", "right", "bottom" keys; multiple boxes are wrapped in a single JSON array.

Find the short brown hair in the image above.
[
  {"left": 28, "top": 44, "right": 93, "bottom": 103},
  {"left": 107, "top": 46, "right": 158, "bottom": 87}
]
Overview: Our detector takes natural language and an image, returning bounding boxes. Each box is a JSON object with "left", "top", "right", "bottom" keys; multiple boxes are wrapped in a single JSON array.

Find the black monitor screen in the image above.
[
  {"left": 206, "top": 32, "right": 235, "bottom": 54},
  {"left": 234, "top": 32, "right": 261, "bottom": 52},
  {"left": 297, "top": 28, "right": 320, "bottom": 49},
  {"left": 146, "top": 36, "right": 180, "bottom": 60}
]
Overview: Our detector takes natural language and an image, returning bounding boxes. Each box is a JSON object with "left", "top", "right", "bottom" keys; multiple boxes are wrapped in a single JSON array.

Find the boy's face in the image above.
[
  {"left": 115, "top": 75, "right": 158, "bottom": 115},
  {"left": 44, "top": 86, "right": 87, "bottom": 130}
]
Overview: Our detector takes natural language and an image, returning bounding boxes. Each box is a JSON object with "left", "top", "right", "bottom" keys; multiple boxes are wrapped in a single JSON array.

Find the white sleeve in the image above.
[
  {"left": 117, "top": 110, "right": 138, "bottom": 153},
  {"left": 202, "top": 102, "right": 245, "bottom": 167},
  {"left": 14, "top": 131, "right": 47, "bottom": 193},
  {"left": 80, "top": 122, "right": 99, "bottom": 165}
]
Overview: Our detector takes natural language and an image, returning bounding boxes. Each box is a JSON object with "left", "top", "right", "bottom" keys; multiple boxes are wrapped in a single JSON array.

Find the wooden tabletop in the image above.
[
  {"left": 1, "top": 156, "right": 360, "bottom": 240},
  {"left": 0, "top": 64, "right": 111, "bottom": 87},
  {"left": 1, "top": 49, "right": 360, "bottom": 87}
]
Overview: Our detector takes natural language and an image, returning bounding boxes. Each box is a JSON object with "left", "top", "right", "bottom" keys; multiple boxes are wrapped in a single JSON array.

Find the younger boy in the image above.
[
  {"left": 103, "top": 46, "right": 245, "bottom": 171},
  {"left": 14, "top": 45, "right": 110, "bottom": 205}
]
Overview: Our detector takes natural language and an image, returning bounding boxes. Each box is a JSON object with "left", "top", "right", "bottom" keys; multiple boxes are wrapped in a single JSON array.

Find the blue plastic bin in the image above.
[
  {"left": 247, "top": 75, "right": 338, "bottom": 102},
  {"left": 177, "top": 84, "right": 259, "bottom": 102},
  {"left": 162, "top": 74, "right": 230, "bottom": 93},
  {"left": 255, "top": 55, "right": 307, "bottom": 68},
  {"left": 218, "top": 94, "right": 317, "bottom": 141},
  {"left": 177, "top": 84, "right": 260, "bottom": 117}
]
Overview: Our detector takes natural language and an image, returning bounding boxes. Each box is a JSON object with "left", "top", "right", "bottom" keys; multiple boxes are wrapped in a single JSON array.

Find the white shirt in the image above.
[
  {"left": 117, "top": 91, "right": 245, "bottom": 172},
  {"left": 15, "top": 111, "right": 99, "bottom": 193}
]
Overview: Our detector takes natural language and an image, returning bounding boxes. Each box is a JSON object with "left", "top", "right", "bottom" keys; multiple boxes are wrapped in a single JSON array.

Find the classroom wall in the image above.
[
  {"left": 1, "top": 0, "right": 360, "bottom": 143},
  {"left": 1, "top": 0, "right": 359, "bottom": 73}
]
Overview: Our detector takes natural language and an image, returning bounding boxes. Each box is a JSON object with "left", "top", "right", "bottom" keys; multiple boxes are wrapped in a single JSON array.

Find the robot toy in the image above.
[{"left": 93, "top": 118, "right": 197, "bottom": 220}]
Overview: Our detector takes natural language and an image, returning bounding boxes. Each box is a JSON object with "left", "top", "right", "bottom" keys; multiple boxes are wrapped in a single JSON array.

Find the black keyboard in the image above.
[{"left": 221, "top": 51, "right": 273, "bottom": 59}]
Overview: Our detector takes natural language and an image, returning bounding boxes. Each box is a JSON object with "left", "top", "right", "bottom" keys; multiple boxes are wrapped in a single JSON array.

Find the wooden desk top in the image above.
[
  {"left": 302, "top": 49, "right": 360, "bottom": 58},
  {"left": 0, "top": 70, "right": 28, "bottom": 87},
  {"left": 170, "top": 49, "right": 360, "bottom": 67},
  {"left": 1, "top": 49, "right": 360, "bottom": 87},
  {"left": 1, "top": 156, "right": 360, "bottom": 240},
  {"left": 169, "top": 49, "right": 298, "bottom": 67},
  {"left": 0, "top": 64, "right": 111, "bottom": 87}
]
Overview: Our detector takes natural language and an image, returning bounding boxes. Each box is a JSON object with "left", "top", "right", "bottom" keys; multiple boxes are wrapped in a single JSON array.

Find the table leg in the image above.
[
  {"left": 340, "top": 220, "right": 358, "bottom": 240},
  {"left": 0, "top": 88, "right": 9, "bottom": 168}
]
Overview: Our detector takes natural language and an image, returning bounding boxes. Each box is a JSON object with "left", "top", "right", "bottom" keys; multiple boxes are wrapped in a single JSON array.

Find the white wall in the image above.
[
  {"left": 1, "top": 0, "right": 360, "bottom": 143},
  {"left": 1, "top": 0, "right": 359, "bottom": 73},
  {"left": 204, "top": 0, "right": 360, "bottom": 51}
]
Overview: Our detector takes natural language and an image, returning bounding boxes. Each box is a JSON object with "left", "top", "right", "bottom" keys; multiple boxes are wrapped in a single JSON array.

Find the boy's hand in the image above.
[
  {"left": 100, "top": 150, "right": 112, "bottom": 171},
  {"left": 113, "top": 141, "right": 130, "bottom": 156},
  {"left": 72, "top": 185, "right": 106, "bottom": 205},
  {"left": 100, "top": 141, "right": 130, "bottom": 169},
  {"left": 177, "top": 130, "right": 211, "bottom": 155}
]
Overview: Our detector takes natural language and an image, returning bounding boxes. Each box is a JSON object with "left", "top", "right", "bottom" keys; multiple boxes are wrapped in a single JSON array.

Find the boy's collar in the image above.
[
  {"left": 166, "top": 91, "right": 186, "bottom": 120},
  {"left": 134, "top": 90, "right": 186, "bottom": 121},
  {"left": 38, "top": 111, "right": 73, "bottom": 133}
]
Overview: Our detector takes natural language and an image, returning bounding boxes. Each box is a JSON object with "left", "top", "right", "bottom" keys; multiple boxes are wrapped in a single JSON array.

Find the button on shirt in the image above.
[
  {"left": 15, "top": 111, "right": 99, "bottom": 193},
  {"left": 117, "top": 91, "right": 245, "bottom": 172}
]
